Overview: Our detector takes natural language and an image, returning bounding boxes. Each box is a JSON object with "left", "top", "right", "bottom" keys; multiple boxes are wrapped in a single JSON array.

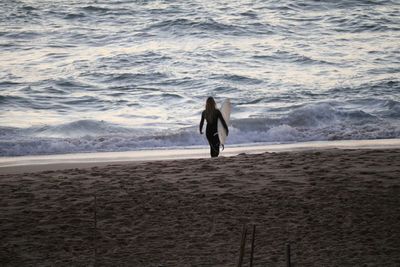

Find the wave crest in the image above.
[{"left": 1, "top": 101, "right": 400, "bottom": 156}]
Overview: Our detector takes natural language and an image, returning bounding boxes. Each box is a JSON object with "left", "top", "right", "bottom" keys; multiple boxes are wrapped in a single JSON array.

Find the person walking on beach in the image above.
[{"left": 199, "top": 97, "right": 229, "bottom": 157}]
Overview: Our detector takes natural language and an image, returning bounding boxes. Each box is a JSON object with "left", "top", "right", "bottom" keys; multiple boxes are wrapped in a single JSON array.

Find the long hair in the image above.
[{"left": 205, "top": 97, "right": 217, "bottom": 122}]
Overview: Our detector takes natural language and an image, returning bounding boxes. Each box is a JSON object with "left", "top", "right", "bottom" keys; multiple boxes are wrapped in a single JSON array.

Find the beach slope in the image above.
[{"left": 1, "top": 148, "right": 399, "bottom": 266}]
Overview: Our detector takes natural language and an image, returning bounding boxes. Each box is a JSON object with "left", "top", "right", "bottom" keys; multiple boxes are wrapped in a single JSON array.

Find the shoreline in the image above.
[{"left": 1, "top": 138, "right": 400, "bottom": 174}]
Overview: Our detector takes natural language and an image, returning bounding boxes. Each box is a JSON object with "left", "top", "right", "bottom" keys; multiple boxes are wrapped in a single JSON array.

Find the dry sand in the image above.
[{"left": 0, "top": 148, "right": 399, "bottom": 266}]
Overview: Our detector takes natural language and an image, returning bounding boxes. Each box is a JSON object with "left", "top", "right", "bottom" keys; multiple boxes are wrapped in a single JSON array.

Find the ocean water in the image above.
[{"left": 0, "top": 0, "right": 399, "bottom": 156}]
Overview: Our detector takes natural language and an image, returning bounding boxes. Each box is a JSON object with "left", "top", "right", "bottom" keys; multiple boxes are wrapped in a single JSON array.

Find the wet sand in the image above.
[{"left": 1, "top": 148, "right": 399, "bottom": 266}]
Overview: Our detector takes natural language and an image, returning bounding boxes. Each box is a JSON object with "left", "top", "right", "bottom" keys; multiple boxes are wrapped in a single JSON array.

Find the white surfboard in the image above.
[{"left": 218, "top": 99, "right": 231, "bottom": 147}]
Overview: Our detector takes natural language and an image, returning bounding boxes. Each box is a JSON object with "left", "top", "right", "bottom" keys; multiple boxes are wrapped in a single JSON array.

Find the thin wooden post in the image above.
[
  {"left": 94, "top": 195, "right": 98, "bottom": 267},
  {"left": 286, "top": 243, "right": 291, "bottom": 267},
  {"left": 250, "top": 225, "right": 256, "bottom": 267},
  {"left": 237, "top": 224, "right": 247, "bottom": 267}
]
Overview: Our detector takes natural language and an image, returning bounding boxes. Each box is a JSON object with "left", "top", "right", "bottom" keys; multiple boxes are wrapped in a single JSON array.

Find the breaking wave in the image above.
[{"left": 1, "top": 101, "right": 399, "bottom": 156}]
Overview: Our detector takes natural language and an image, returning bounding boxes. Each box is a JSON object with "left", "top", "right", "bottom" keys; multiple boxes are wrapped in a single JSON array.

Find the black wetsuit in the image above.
[{"left": 199, "top": 109, "right": 229, "bottom": 157}]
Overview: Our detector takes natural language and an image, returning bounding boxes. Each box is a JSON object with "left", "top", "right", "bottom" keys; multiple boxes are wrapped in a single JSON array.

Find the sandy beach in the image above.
[{"left": 1, "top": 147, "right": 399, "bottom": 266}]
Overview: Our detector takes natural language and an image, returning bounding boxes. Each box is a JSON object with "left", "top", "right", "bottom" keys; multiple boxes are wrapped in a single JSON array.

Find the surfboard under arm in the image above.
[{"left": 218, "top": 99, "right": 231, "bottom": 148}]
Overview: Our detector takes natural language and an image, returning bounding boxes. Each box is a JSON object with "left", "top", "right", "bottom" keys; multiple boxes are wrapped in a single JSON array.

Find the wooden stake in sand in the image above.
[
  {"left": 237, "top": 224, "right": 247, "bottom": 267},
  {"left": 250, "top": 225, "right": 256, "bottom": 267},
  {"left": 94, "top": 195, "right": 98, "bottom": 267},
  {"left": 286, "top": 243, "right": 291, "bottom": 267}
]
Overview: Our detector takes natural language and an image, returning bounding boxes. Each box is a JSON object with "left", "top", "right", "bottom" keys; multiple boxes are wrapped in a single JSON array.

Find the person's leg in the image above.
[
  {"left": 210, "top": 133, "right": 220, "bottom": 157},
  {"left": 210, "top": 145, "right": 219, "bottom": 157},
  {"left": 210, "top": 146, "right": 215, "bottom": 157}
]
